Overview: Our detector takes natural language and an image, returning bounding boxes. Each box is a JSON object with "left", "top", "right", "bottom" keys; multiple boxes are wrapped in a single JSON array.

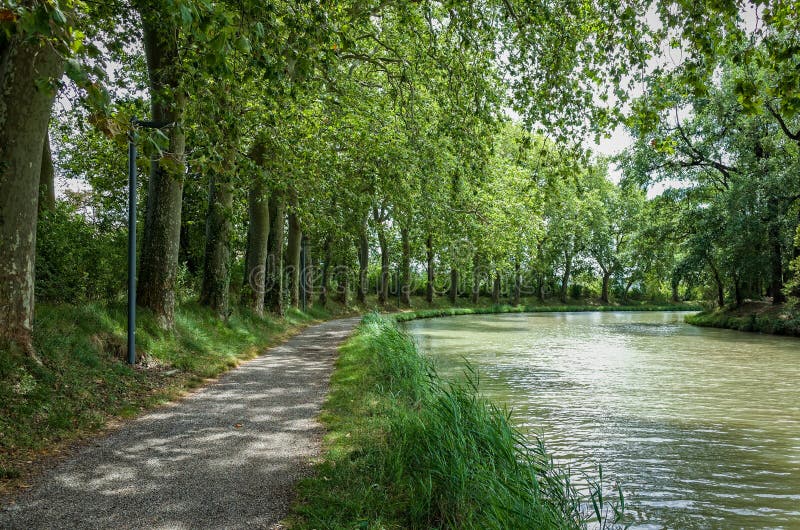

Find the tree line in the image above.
[{"left": 2, "top": 0, "right": 799, "bottom": 357}]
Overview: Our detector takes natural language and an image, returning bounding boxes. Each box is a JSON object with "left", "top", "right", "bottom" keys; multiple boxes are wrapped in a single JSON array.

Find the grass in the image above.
[
  {"left": 288, "top": 313, "right": 624, "bottom": 529},
  {"left": 0, "top": 300, "right": 342, "bottom": 495},
  {"left": 685, "top": 301, "right": 800, "bottom": 337}
]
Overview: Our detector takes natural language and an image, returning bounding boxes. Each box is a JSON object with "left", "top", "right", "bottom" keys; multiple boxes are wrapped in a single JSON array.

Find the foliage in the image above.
[{"left": 35, "top": 202, "right": 127, "bottom": 303}]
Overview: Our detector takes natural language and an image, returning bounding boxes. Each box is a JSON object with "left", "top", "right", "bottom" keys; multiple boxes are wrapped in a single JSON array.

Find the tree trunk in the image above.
[
  {"left": 708, "top": 259, "right": 725, "bottom": 308},
  {"left": 400, "top": 227, "right": 411, "bottom": 306},
  {"left": 733, "top": 273, "right": 743, "bottom": 307},
  {"left": 471, "top": 253, "right": 480, "bottom": 304},
  {"left": 39, "top": 130, "right": 56, "bottom": 213},
  {"left": 793, "top": 215, "right": 800, "bottom": 299},
  {"left": 671, "top": 280, "right": 680, "bottom": 302},
  {"left": 560, "top": 252, "right": 572, "bottom": 303},
  {"left": 512, "top": 260, "right": 521, "bottom": 305},
  {"left": 264, "top": 192, "right": 285, "bottom": 315},
  {"left": 287, "top": 208, "right": 302, "bottom": 308},
  {"left": 0, "top": 32, "right": 64, "bottom": 355},
  {"left": 449, "top": 268, "right": 458, "bottom": 304},
  {"left": 426, "top": 234, "right": 435, "bottom": 304},
  {"left": 601, "top": 269, "right": 611, "bottom": 304},
  {"left": 306, "top": 251, "right": 315, "bottom": 307},
  {"left": 356, "top": 222, "right": 368, "bottom": 304},
  {"left": 537, "top": 273, "right": 545, "bottom": 301},
  {"left": 319, "top": 239, "right": 331, "bottom": 307},
  {"left": 375, "top": 214, "right": 389, "bottom": 304},
  {"left": 492, "top": 273, "right": 501, "bottom": 304},
  {"left": 199, "top": 171, "right": 233, "bottom": 318},
  {"left": 623, "top": 278, "right": 634, "bottom": 302},
  {"left": 241, "top": 142, "right": 269, "bottom": 315},
  {"left": 136, "top": 8, "right": 186, "bottom": 328},
  {"left": 768, "top": 216, "right": 786, "bottom": 305},
  {"left": 335, "top": 262, "right": 349, "bottom": 305}
]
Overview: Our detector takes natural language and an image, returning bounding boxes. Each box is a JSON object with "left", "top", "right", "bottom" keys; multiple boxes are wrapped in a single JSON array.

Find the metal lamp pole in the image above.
[{"left": 127, "top": 119, "right": 172, "bottom": 365}]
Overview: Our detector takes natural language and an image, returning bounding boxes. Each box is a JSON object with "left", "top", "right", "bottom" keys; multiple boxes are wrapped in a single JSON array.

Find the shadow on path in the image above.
[{"left": 0, "top": 317, "right": 361, "bottom": 529}]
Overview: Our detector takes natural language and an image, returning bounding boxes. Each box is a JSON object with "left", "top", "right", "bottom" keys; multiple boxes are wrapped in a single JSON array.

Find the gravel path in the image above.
[{"left": 0, "top": 317, "right": 360, "bottom": 530}]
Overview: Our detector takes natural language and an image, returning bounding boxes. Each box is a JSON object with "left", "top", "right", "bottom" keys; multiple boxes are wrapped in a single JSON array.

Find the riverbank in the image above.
[
  {"left": 685, "top": 302, "right": 800, "bottom": 337},
  {"left": 288, "top": 313, "right": 622, "bottom": 529},
  {"left": 0, "top": 301, "right": 342, "bottom": 496},
  {"left": 394, "top": 301, "right": 701, "bottom": 322}
]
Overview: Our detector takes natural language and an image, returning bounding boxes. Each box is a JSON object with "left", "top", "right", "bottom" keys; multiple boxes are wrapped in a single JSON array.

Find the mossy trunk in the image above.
[
  {"left": 264, "top": 192, "right": 285, "bottom": 315},
  {"left": 242, "top": 142, "right": 269, "bottom": 315},
  {"left": 287, "top": 208, "right": 302, "bottom": 308},
  {"left": 136, "top": 7, "right": 186, "bottom": 328},
  {"left": 449, "top": 268, "right": 458, "bottom": 303},
  {"left": 400, "top": 227, "right": 411, "bottom": 306},
  {"left": 0, "top": 32, "right": 64, "bottom": 354}
]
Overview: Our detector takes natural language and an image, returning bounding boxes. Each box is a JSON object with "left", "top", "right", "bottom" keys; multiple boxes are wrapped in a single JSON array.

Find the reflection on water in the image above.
[{"left": 405, "top": 312, "right": 800, "bottom": 529}]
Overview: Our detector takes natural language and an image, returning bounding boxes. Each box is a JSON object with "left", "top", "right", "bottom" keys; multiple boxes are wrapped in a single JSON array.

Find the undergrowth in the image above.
[{"left": 290, "top": 313, "right": 624, "bottom": 529}]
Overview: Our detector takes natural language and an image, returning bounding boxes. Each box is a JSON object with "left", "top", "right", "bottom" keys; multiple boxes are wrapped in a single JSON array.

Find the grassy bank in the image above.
[
  {"left": 0, "top": 301, "right": 338, "bottom": 494},
  {"left": 685, "top": 302, "right": 800, "bottom": 337},
  {"left": 289, "top": 313, "right": 622, "bottom": 529},
  {"left": 394, "top": 302, "right": 701, "bottom": 322}
]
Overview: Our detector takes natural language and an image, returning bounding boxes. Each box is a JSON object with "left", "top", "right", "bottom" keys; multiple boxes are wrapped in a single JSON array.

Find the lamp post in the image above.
[{"left": 127, "top": 119, "right": 173, "bottom": 365}]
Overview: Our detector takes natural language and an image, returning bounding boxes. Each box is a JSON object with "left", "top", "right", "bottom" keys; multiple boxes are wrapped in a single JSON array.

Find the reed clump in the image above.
[{"left": 290, "top": 313, "right": 623, "bottom": 529}]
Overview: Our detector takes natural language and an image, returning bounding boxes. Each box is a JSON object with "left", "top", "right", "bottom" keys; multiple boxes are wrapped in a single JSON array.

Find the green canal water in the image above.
[{"left": 404, "top": 311, "right": 800, "bottom": 529}]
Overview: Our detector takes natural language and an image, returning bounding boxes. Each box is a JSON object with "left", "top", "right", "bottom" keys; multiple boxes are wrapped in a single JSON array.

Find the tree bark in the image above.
[
  {"left": 512, "top": 260, "right": 521, "bottom": 306},
  {"left": 264, "top": 192, "right": 285, "bottom": 315},
  {"left": 708, "top": 259, "right": 725, "bottom": 308},
  {"left": 199, "top": 169, "right": 233, "bottom": 319},
  {"left": 356, "top": 221, "right": 368, "bottom": 304},
  {"left": 671, "top": 280, "right": 680, "bottom": 302},
  {"left": 39, "top": 130, "right": 56, "bottom": 213},
  {"left": 768, "top": 213, "right": 786, "bottom": 305},
  {"left": 492, "top": 273, "right": 501, "bottom": 304},
  {"left": 560, "top": 252, "right": 572, "bottom": 303},
  {"left": 319, "top": 238, "right": 331, "bottom": 307},
  {"left": 287, "top": 206, "right": 302, "bottom": 308},
  {"left": 400, "top": 227, "right": 411, "bottom": 306},
  {"left": 374, "top": 210, "right": 389, "bottom": 304},
  {"left": 136, "top": 7, "right": 186, "bottom": 328},
  {"left": 471, "top": 253, "right": 480, "bottom": 304},
  {"left": 537, "top": 273, "right": 545, "bottom": 301},
  {"left": 0, "top": 31, "right": 64, "bottom": 355},
  {"left": 449, "top": 268, "right": 458, "bottom": 303},
  {"left": 426, "top": 234, "right": 435, "bottom": 304},
  {"left": 241, "top": 142, "right": 269, "bottom": 315},
  {"left": 199, "top": 89, "right": 237, "bottom": 319},
  {"left": 733, "top": 273, "right": 743, "bottom": 307},
  {"left": 601, "top": 269, "right": 611, "bottom": 304}
]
